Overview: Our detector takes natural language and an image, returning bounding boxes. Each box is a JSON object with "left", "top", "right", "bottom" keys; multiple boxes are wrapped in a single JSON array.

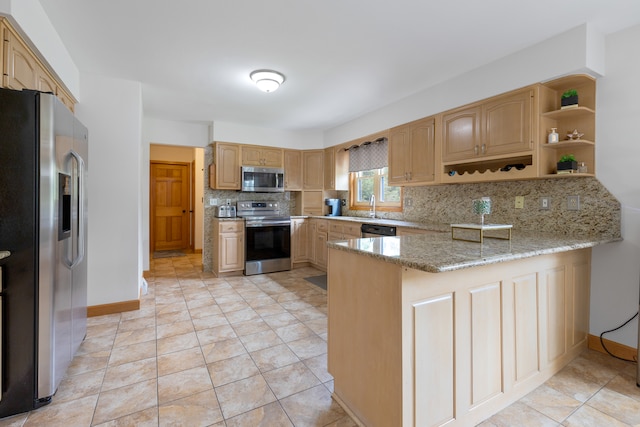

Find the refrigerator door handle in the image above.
[{"left": 66, "top": 150, "right": 85, "bottom": 269}]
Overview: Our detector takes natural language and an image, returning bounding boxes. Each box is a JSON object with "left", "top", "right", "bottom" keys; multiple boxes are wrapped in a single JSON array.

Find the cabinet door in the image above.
[
  {"left": 261, "top": 147, "right": 283, "bottom": 167},
  {"left": 241, "top": 146, "right": 263, "bottom": 166},
  {"left": 36, "top": 66, "right": 56, "bottom": 94},
  {"left": 3, "top": 28, "right": 37, "bottom": 90},
  {"left": 219, "top": 232, "right": 244, "bottom": 271},
  {"left": 308, "top": 221, "right": 317, "bottom": 263},
  {"left": 303, "top": 150, "right": 324, "bottom": 189},
  {"left": 388, "top": 125, "right": 410, "bottom": 185},
  {"left": 408, "top": 118, "right": 435, "bottom": 183},
  {"left": 483, "top": 88, "right": 533, "bottom": 156},
  {"left": 292, "top": 219, "right": 309, "bottom": 262},
  {"left": 284, "top": 150, "right": 303, "bottom": 190},
  {"left": 214, "top": 143, "right": 241, "bottom": 190},
  {"left": 302, "top": 191, "right": 324, "bottom": 216},
  {"left": 389, "top": 117, "right": 435, "bottom": 185},
  {"left": 315, "top": 231, "right": 328, "bottom": 269},
  {"left": 442, "top": 105, "right": 482, "bottom": 162},
  {"left": 323, "top": 147, "right": 335, "bottom": 190}
]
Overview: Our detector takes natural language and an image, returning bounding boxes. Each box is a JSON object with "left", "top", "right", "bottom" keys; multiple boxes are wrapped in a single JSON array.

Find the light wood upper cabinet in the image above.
[
  {"left": 3, "top": 26, "right": 37, "bottom": 90},
  {"left": 211, "top": 142, "right": 241, "bottom": 190},
  {"left": 241, "top": 145, "right": 283, "bottom": 167},
  {"left": 284, "top": 150, "right": 303, "bottom": 190},
  {"left": 1, "top": 19, "right": 76, "bottom": 112},
  {"left": 36, "top": 65, "right": 56, "bottom": 94},
  {"left": 303, "top": 150, "right": 324, "bottom": 190},
  {"left": 482, "top": 88, "right": 533, "bottom": 157},
  {"left": 389, "top": 116, "right": 436, "bottom": 185},
  {"left": 442, "top": 104, "right": 482, "bottom": 162},
  {"left": 323, "top": 147, "right": 335, "bottom": 190},
  {"left": 442, "top": 87, "right": 534, "bottom": 163}
]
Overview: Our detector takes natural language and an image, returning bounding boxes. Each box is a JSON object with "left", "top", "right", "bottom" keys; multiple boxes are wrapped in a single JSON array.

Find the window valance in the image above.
[{"left": 347, "top": 137, "right": 388, "bottom": 172}]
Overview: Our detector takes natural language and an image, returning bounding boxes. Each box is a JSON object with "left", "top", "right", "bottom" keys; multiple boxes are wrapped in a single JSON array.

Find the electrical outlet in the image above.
[
  {"left": 210, "top": 198, "right": 217, "bottom": 206},
  {"left": 405, "top": 197, "right": 412, "bottom": 207},
  {"left": 515, "top": 196, "right": 524, "bottom": 209},
  {"left": 567, "top": 195, "right": 580, "bottom": 211},
  {"left": 539, "top": 197, "right": 550, "bottom": 210}
]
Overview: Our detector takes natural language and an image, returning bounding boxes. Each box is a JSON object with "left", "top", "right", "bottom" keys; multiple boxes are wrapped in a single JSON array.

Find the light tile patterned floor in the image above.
[{"left": 0, "top": 252, "right": 638, "bottom": 426}]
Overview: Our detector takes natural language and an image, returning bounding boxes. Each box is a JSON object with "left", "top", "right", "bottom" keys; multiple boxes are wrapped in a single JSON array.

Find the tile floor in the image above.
[{"left": 0, "top": 252, "right": 637, "bottom": 426}]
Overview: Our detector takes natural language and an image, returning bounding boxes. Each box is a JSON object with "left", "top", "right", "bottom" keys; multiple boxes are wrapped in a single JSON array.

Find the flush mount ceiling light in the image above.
[{"left": 250, "top": 70, "right": 285, "bottom": 93}]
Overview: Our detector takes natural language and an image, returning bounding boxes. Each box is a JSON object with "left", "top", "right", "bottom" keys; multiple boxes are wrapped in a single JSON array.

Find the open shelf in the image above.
[
  {"left": 542, "top": 106, "right": 595, "bottom": 120},
  {"left": 543, "top": 140, "right": 595, "bottom": 149},
  {"left": 539, "top": 75, "right": 596, "bottom": 178}
]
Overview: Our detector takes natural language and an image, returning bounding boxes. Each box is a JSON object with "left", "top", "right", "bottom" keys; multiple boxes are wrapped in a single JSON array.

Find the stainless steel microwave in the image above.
[{"left": 241, "top": 166, "right": 285, "bottom": 192}]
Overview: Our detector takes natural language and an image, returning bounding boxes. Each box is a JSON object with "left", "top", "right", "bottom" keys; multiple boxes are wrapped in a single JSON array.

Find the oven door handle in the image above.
[{"left": 245, "top": 220, "right": 291, "bottom": 227}]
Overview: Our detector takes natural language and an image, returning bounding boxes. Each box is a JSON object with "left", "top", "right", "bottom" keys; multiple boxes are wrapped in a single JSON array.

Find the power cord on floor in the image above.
[{"left": 599, "top": 310, "right": 639, "bottom": 363}]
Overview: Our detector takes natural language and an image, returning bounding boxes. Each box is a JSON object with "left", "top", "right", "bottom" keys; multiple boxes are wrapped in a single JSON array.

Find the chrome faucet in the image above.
[{"left": 369, "top": 195, "right": 376, "bottom": 218}]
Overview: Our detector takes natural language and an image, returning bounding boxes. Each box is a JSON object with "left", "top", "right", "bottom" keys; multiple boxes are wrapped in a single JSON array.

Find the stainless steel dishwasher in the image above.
[{"left": 361, "top": 223, "right": 397, "bottom": 237}]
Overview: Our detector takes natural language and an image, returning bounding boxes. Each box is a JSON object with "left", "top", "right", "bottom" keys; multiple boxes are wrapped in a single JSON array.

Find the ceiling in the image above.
[{"left": 38, "top": 0, "right": 640, "bottom": 132}]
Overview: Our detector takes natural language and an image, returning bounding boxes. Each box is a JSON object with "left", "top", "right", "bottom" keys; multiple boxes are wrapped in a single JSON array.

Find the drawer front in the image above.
[
  {"left": 316, "top": 220, "right": 328, "bottom": 232},
  {"left": 343, "top": 223, "right": 362, "bottom": 237},
  {"left": 329, "top": 223, "right": 344, "bottom": 233},
  {"left": 220, "top": 221, "right": 243, "bottom": 232}
]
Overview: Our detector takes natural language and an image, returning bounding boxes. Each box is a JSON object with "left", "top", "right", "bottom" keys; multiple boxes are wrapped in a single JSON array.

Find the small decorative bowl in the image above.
[{"left": 566, "top": 129, "right": 584, "bottom": 140}]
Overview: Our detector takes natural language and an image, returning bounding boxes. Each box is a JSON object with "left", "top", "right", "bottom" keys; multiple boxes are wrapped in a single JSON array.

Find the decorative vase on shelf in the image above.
[
  {"left": 472, "top": 197, "right": 491, "bottom": 225},
  {"left": 561, "top": 89, "right": 578, "bottom": 109},
  {"left": 548, "top": 128, "right": 559, "bottom": 144},
  {"left": 557, "top": 160, "right": 577, "bottom": 173}
]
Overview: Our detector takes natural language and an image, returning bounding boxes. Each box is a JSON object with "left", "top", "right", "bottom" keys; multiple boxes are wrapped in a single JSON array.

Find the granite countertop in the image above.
[
  {"left": 327, "top": 230, "right": 621, "bottom": 273},
  {"left": 0, "top": 251, "right": 11, "bottom": 261}
]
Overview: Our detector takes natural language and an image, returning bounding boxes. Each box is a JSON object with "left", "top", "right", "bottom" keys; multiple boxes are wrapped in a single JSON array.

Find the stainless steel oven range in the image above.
[{"left": 237, "top": 201, "right": 291, "bottom": 276}]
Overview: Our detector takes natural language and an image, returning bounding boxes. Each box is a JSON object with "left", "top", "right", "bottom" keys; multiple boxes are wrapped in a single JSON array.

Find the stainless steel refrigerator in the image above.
[{"left": 0, "top": 88, "right": 88, "bottom": 417}]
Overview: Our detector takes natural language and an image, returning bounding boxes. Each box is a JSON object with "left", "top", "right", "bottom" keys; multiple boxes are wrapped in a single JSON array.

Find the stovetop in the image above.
[{"left": 236, "top": 201, "right": 289, "bottom": 221}]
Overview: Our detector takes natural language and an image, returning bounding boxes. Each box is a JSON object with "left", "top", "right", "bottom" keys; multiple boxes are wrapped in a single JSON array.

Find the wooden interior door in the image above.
[{"left": 151, "top": 162, "right": 190, "bottom": 251}]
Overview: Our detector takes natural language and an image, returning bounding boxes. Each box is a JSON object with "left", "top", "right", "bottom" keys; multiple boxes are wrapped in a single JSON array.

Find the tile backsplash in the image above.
[{"left": 340, "top": 177, "right": 621, "bottom": 238}]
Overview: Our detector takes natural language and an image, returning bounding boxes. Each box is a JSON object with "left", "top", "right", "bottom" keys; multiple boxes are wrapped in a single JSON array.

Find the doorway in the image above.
[{"left": 150, "top": 161, "right": 190, "bottom": 253}]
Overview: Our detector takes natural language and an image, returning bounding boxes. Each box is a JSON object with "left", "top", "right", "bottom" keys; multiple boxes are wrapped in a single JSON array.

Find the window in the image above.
[{"left": 350, "top": 167, "right": 402, "bottom": 211}]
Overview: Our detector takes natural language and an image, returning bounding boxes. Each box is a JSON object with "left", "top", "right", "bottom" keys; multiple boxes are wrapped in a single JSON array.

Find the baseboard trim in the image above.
[
  {"left": 88, "top": 299, "right": 140, "bottom": 317},
  {"left": 588, "top": 334, "right": 638, "bottom": 361}
]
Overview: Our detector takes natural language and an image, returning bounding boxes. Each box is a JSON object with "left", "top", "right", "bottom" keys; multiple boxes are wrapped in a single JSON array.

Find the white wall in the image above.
[
  {"left": 213, "top": 121, "right": 323, "bottom": 149},
  {"left": 589, "top": 23, "right": 640, "bottom": 348},
  {"left": 325, "top": 24, "right": 604, "bottom": 146},
  {"left": 74, "top": 74, "right": 143, "bottom": 306}
]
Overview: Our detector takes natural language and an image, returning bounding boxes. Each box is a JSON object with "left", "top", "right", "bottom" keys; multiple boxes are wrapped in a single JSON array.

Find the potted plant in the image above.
[
  {"left": 557, "top": 154, "right": 577, "bottom": 173},
  {"left": 561, "top": 89, "right": 578, "bottom": 109}
]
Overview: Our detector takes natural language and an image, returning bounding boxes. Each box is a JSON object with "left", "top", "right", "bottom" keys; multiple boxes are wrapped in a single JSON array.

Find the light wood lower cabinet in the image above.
[
  {"left": 312, "top": 219, "right": 328, "bottom": 270},
  {"left": 328, "top": 247, "right": 591, "bottom": 427},
  {"left": 291, "top": 218, "right": 309, "bottom": 264},
  {"left": 212, "top": 219, "right": 244, "bottom": 275},
  {"left": 328, "top": 221, "right": 362, "bottom": 240}
]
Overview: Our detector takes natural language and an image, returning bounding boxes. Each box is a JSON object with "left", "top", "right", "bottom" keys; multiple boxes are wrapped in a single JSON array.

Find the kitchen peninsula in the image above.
[{"left": 326, "top": 231, "right": 620, "bottom": 427}]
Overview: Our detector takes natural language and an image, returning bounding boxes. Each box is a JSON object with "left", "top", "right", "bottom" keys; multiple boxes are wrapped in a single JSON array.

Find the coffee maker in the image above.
[{"left": 325, "top": 198, "right": 342, "bottom": 216}]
